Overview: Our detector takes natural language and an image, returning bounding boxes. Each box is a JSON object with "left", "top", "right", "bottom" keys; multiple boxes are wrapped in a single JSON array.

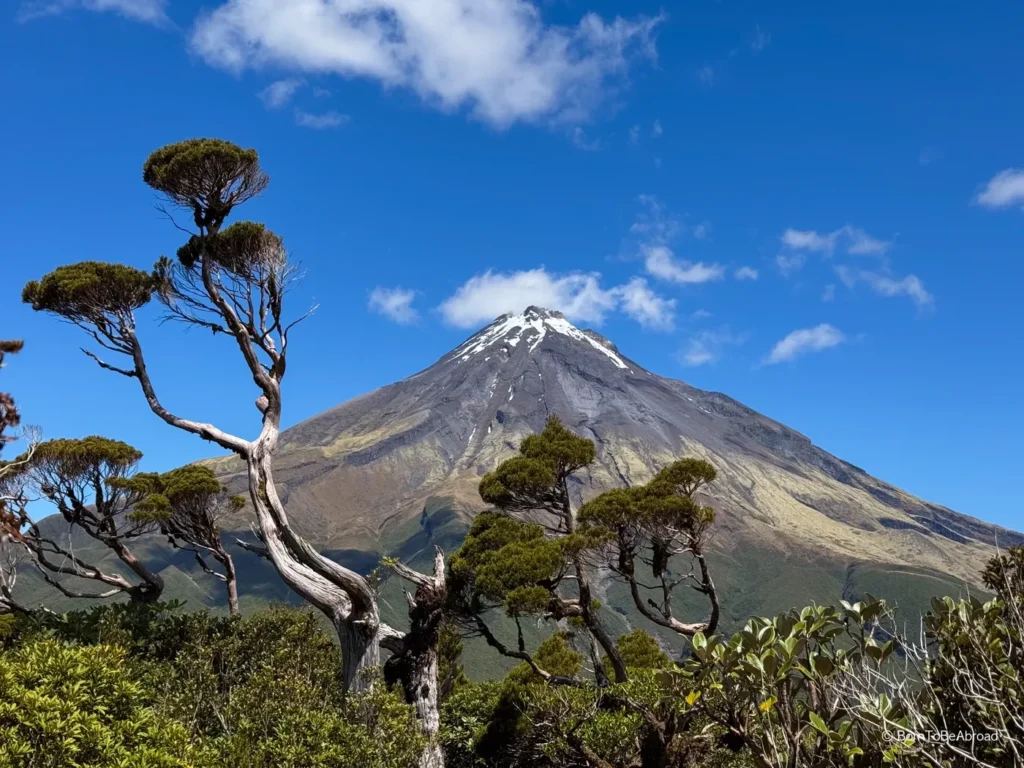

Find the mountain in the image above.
[
  {"left": 19, "top": 307, "right": 1019, "bottom": 645},
  {"left": 200, "top": 306, "right": 1018, "bottom": 631}
]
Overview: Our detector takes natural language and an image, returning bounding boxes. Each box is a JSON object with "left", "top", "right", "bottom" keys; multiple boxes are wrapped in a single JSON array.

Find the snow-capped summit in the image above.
[{"left": 450, "top": 307, "right": 629, "bottom": 370}]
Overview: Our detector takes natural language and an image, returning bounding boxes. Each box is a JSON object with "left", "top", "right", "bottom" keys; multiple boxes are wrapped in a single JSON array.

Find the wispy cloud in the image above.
[
  {"left": 259, "top": 78, "right": 304, "bottom": 109},
  {"left": 294, "top": 109, "right": 349, "bottom": 129},
  {"left": 918, "top": 145, "right": 942, "bottom": 166},
  {"left": 630, "top": 194, "right": 683, "bottom": 242},
  {"left": 835, "top": 267, "right": 933, "bottom": 308},
  {"left": 617, "top": 277, "right": 676, "bottom": 330},
  {"left": 19, "top": 0, "right": 166, "bottom": 24},
  {"left": 571, "top": 126, "right": 600, "bottom": 151},
  {"left": 781, "top": 228, "right": 836, "bottom": 253},
  {"left": 698, "top": 65, "right": 715, "bottom": 86},
  {"left": 734, "top": 266, "right": 759, "bottom": 281},
  {"left": 629, "top": 124, "right": 641, "bottom": 145},
  {"left": 191, "top": 1, "right": 664, "bottom": 129},
  {"left": 821, "top": 283, "right": 836, "bottom": 303},
  {"left": 767, "top": 324, "right": 844, "bottom": 364},
  {"left": 845, "top": 227, "right": 891, "bottom": 255},
  {"left": 651, "top": 119, "right": 663, "bottom": 138},
  {"left": 775, "top": 252, "right": 805, "bottom": 276},
  {"left": 630, "top": 196, "right": 723, "bottom": 284},
  {"left": 976, "top": 169, "right": 1024, "bottom": 210},
  {"left": 369, "top": 287, "right": 419, "bottom": 324},
  {"left": 644, "top": 245, "right": 725, "bottom": 284},
  {"left": 680, "top": 328, "right": 747, "bottom": 367},
  {"left": 751, "top": 24, "right": 770, "bottom": 53},
  {"left": 780, "top": 225, "right": 891, "bottom": 256}
]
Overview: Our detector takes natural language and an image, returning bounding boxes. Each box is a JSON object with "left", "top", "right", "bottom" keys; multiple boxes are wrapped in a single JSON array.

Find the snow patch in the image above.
[{"left": 451, "top": 311, "right": 630, "bottom": 370}]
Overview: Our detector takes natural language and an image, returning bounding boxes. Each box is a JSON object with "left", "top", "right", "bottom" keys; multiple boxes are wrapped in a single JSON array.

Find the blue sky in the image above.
[{"left": 2, "top": 1, "right": 1022, "bottom": 530}]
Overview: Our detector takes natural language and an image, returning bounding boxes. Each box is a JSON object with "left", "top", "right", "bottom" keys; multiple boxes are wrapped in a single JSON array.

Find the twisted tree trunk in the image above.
[
  {"left": 385, "top": 548, "right": 448, "bottom": 768},
  {"left": 110, "top": 539, "right": 164, "bottom": 603}
]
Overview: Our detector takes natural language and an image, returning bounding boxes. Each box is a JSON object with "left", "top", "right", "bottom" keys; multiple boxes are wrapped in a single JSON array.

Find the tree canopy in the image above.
[
  {"left": 143, "top": 138, "right": 268, "bottom": 230},
  {"left": 21, "top": 262, "right": 157, "bottom": 326}
]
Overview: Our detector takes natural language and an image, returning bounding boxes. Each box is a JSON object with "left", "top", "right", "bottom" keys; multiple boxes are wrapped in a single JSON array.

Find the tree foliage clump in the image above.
[
  {"left": 21, "top": 262, "right": 157, "bottom": 326},
  {"left": 458, "top": 416, "right": 627, "bottom": 684},
  {"left": 0, "top": 339, "right": 24, "bottom": 454},
  {"left": 0, "top": 436, "right": 165, "bottom": 604},
  {"left": 112, "top": 464, "right": 244, "bottom": 613},
  {"left": 579, "top": 458, "right": 720, "bottom": 638},
  {"left": 143, "top": 139, "right": 268, "bottom": 230}
]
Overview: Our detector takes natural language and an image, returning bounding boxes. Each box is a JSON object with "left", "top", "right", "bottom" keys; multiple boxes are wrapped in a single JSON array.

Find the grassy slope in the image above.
[{"left": 13, "top": 496, "right": 985, "bottom": 679}]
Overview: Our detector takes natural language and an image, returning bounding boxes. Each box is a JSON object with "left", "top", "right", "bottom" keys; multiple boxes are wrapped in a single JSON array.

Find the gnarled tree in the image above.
[
  {"left": 111, "top": 464, "right": 244, "bottom": 614},
  {"left": 0, "top": 339, "right": 23, "bottom": 454},
  {"left": 0, "top": 339, "right": 31, "bottom": 615},
  {"left": 23, "top": 138, "right": 445, "bottom": 766},
  {"left": 454, "top": 416, "right": 628, "bottom": 684},
  {"left": 578, "top": 458, "right": 720, "bottom": 640},
  {"left": 0, "top": 436, "right": 163, "bottom": 603}
]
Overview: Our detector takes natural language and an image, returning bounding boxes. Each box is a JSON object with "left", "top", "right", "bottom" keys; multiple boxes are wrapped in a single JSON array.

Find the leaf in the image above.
[{"left": 808, "top": 712, "right": 829, "bottom": 735}]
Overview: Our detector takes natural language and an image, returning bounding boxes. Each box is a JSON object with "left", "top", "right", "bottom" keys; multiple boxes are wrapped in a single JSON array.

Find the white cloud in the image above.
[
  {"left": 680, "top": 328, "right": 747, "bottom": 367},
  {"left": 775, "top": 252, "right": 805, "bottom": 276},
  {"left": 780, "top": 225, "right": 890, "bottom": 256},
  {"left": 369, "top": 287, "right": 419, "bottom": 324},
  {"left": 821, "top": 283, "right": 836, "bottom": 302},
  {"left": 844, "top": 226, "right": 890, "bottom": 255},
  {"left": 260, "top": 78, "right": 304, "bottom": 109},
  {"left": 976, "top": 168, "right": 1024, "bottom": 209},
  {"left": 19, "top": 0, "right": 166, "bottom": 23},
  {"left": 644, "top": 245, "right": 724, "bottom": 284},
  {"left": 295, "top": 109, "right": 350, "bottom": 129},
  {"left": 438, "top": 267, "right": 677, "bottom": 331},
  {"left": 439, "top": 268, "right": 619, "bottom": 328},
  {"left": 628, "top": 124, "right": 641, "bottom": 145},
  {"left": 734, "top": 266, "right": 758, "bottom": 281},
  {"left": 681, "top": 340, "right": 714, "bottom": 367},
  {"left": 190, "top": 1, "right": 663, "bottom": 129},
  {"left": 698, "top": 65, "right": 715, "bottom": 86},
  {"left": 631, "top": 197, "right": 722, "bottom": 283},
  {"left": 651, "top": 119, "right": 663, "bottom": 138},
  {"left": 780, "top": 228, "right": 838, "bottom": 254},
  {"left": 617, "top": 278, "right": 675, "bottom": 330},
  {"left": 630, "top": 194, "right": 682, "bottom": 242},
  {"left": 836, "top": 267, "right": 933, "bottom": 308},
  {"left": 690, "top": 308, "right": 712, "bottom": 320},
  {"left": 751, "top": 24, "right": 770, "bottom": 53},
  {"left": 767, "top": 324, "right": 844, "bottom": 364}
]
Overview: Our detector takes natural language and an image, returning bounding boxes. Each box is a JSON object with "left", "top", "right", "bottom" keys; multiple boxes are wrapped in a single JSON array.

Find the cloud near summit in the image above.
[
  {"left": 437, "top": 268, "right": 675, "bottom": 330},
  {"left": 190, "top": 0, "right": 663, "bottom": 128}
]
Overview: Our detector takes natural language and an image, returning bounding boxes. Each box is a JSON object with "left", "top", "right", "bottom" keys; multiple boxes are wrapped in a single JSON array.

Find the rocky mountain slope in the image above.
[
  {"left": 20, "top": 307, "right": 1018, "bottom": 640},
  {"left": 210, "top": 306, "right": 1018, "bottom": 591}
]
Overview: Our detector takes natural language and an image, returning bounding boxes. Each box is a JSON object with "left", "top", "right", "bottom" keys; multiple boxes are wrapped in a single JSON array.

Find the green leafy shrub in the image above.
[
  {"left": 8, "top": 603, "right": 425, "bottom": 768},
  {"left": 0, "top": 639, "right": 207, "bottom": 768}
]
